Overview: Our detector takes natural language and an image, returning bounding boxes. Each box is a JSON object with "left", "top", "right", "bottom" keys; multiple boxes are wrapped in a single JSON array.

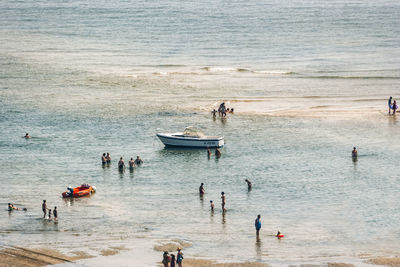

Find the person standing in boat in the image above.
[{"left": 118, "top": 157, "right": 125, "bottom": 170}]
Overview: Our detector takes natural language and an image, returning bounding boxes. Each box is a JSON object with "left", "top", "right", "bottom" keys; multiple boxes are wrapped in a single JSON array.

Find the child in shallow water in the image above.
[{"left": 170, "top": 254, "right": 176, "bottom": 267}]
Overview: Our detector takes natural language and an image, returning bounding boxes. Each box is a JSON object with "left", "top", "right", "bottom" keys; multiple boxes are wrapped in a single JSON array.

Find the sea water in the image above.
[{"left": 1, "top": 0, "right": 400, "bottom": 265}]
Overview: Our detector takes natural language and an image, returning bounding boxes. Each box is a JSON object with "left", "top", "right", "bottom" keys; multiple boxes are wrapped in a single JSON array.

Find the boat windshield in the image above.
[{"left": 183, "top": 126, "right": 205, "bottom": 138}]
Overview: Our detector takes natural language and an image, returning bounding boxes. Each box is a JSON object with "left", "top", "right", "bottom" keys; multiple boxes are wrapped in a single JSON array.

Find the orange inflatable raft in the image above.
[{"left": 62, "top": 184, "right": 96, "bottom": 198}]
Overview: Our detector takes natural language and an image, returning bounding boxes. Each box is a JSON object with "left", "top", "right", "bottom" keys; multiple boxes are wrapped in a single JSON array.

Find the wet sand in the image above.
[
  {"left": 0, "top": 246, "right": 92, "bottom": 266},
  {"left": 367, "top": 257, "right": 400, "bottom": 267}
]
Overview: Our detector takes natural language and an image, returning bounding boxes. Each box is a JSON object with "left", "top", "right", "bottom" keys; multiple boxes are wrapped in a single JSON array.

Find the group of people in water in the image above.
[
  {"left": 388, "top": 96, "right": 398, "bottom": 115},
  {"left": 41, "top": 200, "right": 58, "bottom": 221},
  {"left": 207, "top": 147, "right": 221, "bottom": 158},
  {"left": 162, "top": 248, "right": 184, "bottom": 267},
  {"left": 212, "top": 102, "right": 234, "bottom": 118},
  {"left": 101, "top": 153, "right": 143, "bottom": 170},
  {"left": 8, "top": 200, "right": 57, "bottom": 222},
  {"left": 198, "top": 180, "right": 284, "bottom": 241}
]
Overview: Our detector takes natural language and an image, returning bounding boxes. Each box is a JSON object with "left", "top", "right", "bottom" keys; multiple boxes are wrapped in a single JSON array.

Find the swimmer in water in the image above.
[
  {"left": 118, "top": 157, "right": 125, "bottom": 170},
  {"left": 210, "top": 200, "right": 214, "bottom": 212},
  {"left": 352, "top": 147, "right": 358, "bottom": 158},
  {"left": 24, "top": 133, "right": 31, "bottom": 139},
  {"left": 221, "top": 192, "right": 226, "bottom": 211},
  {"left": 255, "top": 214, "right": 261, "bottom": 237},
  {"left": 134, "top": 156, "right": 143, "bottom": 165},
  {"left": 215, "top": 148, "right": 221, "bottom": 158},
  {"left": 211, "top": 109, "right": 217, "bottom": 118},
  {"left": 199, "top": 183, "right": 205, "bottom": 195},
  {"left": 106, "top": 153, "right": 111, "bottom": 164},
  {"left": 42, "top": 200, "right": 47, "bottom": 218},
  {"left": 101, "top": 153, "right": 106, "bottom": 165},
  {"left": 53, "top": 207, "right": 58, "bottom": 221},
  {"left": 129, "top": 157, "right": 136, "bottom": 169},
  {"left": 245, "top": 179, "right": 252, "bottom": 190},
  {"left": 8, "top": 203, "right": 17, "bottom": 211}
]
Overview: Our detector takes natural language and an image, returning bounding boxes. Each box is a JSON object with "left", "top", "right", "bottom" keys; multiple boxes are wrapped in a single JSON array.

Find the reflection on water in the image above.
[{"left": 255, "top": 236, "right": 262, "bottom": 260}]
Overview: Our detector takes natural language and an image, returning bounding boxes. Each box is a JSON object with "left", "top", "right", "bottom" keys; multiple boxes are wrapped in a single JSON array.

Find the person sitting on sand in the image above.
[
  {"left": 176, "top": 248, "right": 184, "bottom": 267},
  {"left": 129, "top": 158, "right": 136, "bottom": 169},
  {"left": 215, "top": 148, "right": 221, "bottom": 158},
  {"left": 170, "top": 253, "right": 176, "bottom": 267},
  {"left": 210, "top": 200, "right": 214, "bottom": 212},
  {"left": 199, "top": 183, "right": 205, "bottom": 195},
  {"left": 106, "top": 153, "right": 111, "bottom": 164},
  {"left": 134, "top": 156, "right": 143, "bottom": 165},
  {"left": 352, "top": 147, "right": 358, "bottom": 158},
  {"left": 42, "top": 200, "right": 47, "bottom": 218},
  {"left": 101, "top": 153, "right": 106, "bottom": 165},
  {"left": 162, "top": 251, "right": 170, "bottom": 267},
  {"left": 245, "top": 179, "right": 252, "bottom": 190},
  {"left": 24, "top": 133, "right": 31, "bottom": 139},
  {"left": 118, "top": 157, "right": 125, "bottom": 170},
  {"left": 53, "top": 207, "right": 58, "bottom": 221}
]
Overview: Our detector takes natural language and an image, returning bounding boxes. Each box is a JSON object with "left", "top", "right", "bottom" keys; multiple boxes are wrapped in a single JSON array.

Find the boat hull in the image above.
[
  {"left": 62, "top": 185, "right": 96, "bottom": 198},
  {"left": 157, "top": 133, "right": 224, "bottom": 148}
]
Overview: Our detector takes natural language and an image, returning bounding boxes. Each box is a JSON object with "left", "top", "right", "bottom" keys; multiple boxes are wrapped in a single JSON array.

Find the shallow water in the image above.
[{"left": 1, "top": 0, "right": 400, "bottom": 265}]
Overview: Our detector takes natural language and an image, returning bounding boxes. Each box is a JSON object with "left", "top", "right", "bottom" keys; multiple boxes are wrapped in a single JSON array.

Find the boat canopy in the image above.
[{"left": 183, "top": 126, "right": 205, "bottom": 138}]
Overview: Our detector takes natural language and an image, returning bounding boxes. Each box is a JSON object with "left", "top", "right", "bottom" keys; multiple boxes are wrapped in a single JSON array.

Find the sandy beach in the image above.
[{"left": 0, "top": 246, "right": 92, "bottom": 266}]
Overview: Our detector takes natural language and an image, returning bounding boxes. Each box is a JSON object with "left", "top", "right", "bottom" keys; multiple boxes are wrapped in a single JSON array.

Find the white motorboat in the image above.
[{"left": 156, "top": 127, "right": 224, "bottom": 148}]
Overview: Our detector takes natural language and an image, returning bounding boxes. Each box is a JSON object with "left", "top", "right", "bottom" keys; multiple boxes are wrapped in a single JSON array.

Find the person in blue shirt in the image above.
[
  {"left": 176, "top": 248, "right": 183, "bottom": 267},
  {"left": 388, "top": 96, "right": 393, "bottom": 114},
  {"left": 255, "top": 214, "right": 261, "bottom": 237}
]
